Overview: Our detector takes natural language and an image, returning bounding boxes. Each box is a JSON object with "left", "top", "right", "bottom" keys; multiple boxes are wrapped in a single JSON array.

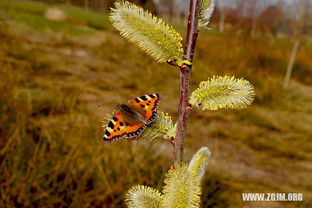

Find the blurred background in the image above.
[{"left": 0, "top": 0, "right": 311, "bottom": 207}]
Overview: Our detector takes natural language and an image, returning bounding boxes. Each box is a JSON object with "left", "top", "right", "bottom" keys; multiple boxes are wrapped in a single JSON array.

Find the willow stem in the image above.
[{"left": 173, "top": 0, "right": 200, "bottom": 162}]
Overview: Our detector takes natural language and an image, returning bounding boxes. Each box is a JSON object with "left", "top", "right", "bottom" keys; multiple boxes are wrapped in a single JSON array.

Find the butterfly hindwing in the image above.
[
  {"left": 124, "top": 123, "right": 146, "bottom": 139},
  {"left": 103, "top": 113, "right": 146, "bottom": 143},
  {"left": 129, "top": 93, "right": 160, "bottom": 125}
]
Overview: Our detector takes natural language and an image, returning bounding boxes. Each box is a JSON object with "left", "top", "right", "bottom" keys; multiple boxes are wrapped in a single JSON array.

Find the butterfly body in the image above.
[
  {"left": 103, "top": 94, "right": 160, "bottom": 143},
  {"left": 117, "top": 104, "right": 147, "bottom": 125}
]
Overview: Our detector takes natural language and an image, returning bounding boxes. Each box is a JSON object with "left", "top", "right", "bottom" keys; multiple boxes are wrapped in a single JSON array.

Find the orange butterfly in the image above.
[{"left": 103, "top": 94, "right": 160, "bottom": 143}]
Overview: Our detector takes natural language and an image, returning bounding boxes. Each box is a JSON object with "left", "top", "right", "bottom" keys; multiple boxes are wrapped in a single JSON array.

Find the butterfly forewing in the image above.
[{"left": 129, "top": 93, "right": 160, "bottom": 125}]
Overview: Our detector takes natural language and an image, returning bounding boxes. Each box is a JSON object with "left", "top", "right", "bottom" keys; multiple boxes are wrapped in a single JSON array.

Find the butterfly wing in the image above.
[
  {"left": 129, "top": 93, "right": 160, "bottom": 125},
  {"left": 103, "top": 113, "right": 146, "bottom": 143}
]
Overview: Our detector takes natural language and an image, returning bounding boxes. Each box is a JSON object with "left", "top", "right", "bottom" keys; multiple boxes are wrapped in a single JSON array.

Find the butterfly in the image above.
[{"left": 103, "top": 93, "right": 160, "bottom": 143}]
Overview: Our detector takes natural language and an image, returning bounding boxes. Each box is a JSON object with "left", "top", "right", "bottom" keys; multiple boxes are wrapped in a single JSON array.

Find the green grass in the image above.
[
  {"left": 0, "top": 0, "right": 48, "bottom": 14},
  {"left": 0, "top": 0, "right": 109, "bottom": 34},
  {"left": 1, "top": 1, "right": 312, "bottom": 208},
  {"left": 3, "top": 8, "right": 94, "bottom": 34}
]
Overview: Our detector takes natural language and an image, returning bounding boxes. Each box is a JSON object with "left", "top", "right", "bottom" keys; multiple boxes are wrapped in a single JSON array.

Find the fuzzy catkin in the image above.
[
  {"left": 110, "top": 1, "right": 184, "bottom": 63},
  {"left": 189, "top": 76, "right": 255, "bottom": 110}
]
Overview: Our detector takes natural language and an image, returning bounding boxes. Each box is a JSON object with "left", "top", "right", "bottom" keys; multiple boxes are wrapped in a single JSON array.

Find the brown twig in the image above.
[
  {"left": 167, "top": 60, "right": 178, "bottom": 67},
  {"left": 173, "top": 0, "right": 200, "bottom": 162}
]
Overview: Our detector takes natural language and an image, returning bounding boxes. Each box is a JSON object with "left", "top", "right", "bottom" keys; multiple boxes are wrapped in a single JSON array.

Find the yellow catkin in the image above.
[
  {"left": 188, "top": 147, "right": 211, "bottom": 181},
  {"left": 161, "top": 163, "right": 201, "bottom": 208},
  {"left": 126, "top": 185, "right": 162, "bottom": 208},
  {"left": 110, "top": 1, "right": 183, "bottom": 63},
  {"left": 189, "top": 76, "right": 255, "bottom": 111},
  {"left": 141, "top": 112, "right": 175, "bottom": 140},
  {"left": 199, "top": 0, "right": 215, "bottom": 28},
  {"left": 125, "top": 148, "right": 211, "bottom": 208}
]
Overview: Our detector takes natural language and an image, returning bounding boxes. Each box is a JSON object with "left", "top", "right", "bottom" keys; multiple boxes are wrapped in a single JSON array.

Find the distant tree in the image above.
[
  {"left": 106, "top": 0, "right": 157, "bottom": 14},
  {"left": 283, "top": 0, "right": 308, "bottom": 89},
  {"left": 214, "top": 0, "right": 238, "bottom": 33},
  {"left": 158, "top": 0, "right": 176, "bottom": 22},
  {"left": 306, "top": 0, "right": 312, "bottom": 34},
  {"left": 258, "top": 4, "right": 286, "bottom": 35},
  {"left": 217, "top": 0, "right": 226, "bottom": 33},
  {"left": 84, "top": 0, "right": 89, "bottom": 10},
  {"left": 233, "top": 0, "right": 253, "bottom": 36},
  {"left": 245, "top": 0, "right": 258, "bottom": 35},
  {"left": 232, "top": 0, "right": 272, "bottom": 36},
  {"left": 33, "top": 0, "right": 157, "bottom": 13}
]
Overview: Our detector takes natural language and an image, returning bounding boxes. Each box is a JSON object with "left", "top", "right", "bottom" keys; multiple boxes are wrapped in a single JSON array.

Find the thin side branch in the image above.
[{"left": 173, "top": 0, "right": 200, "bottom": 162}]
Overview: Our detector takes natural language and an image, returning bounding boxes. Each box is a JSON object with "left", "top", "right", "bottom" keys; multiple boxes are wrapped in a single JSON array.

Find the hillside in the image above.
[{"left": 1, "top": 1, "right": 312, "bottom": 208}]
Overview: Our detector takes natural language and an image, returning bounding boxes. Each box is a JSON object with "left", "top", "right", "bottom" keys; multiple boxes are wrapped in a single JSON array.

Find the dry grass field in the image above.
[{"left": 0, "top": 1, "right": 312, "bottom": 207}]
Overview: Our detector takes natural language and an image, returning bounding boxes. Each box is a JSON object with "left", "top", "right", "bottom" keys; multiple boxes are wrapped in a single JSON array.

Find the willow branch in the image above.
[{"left": 173, "top": 0, "right": 200, "bottom": 162}]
